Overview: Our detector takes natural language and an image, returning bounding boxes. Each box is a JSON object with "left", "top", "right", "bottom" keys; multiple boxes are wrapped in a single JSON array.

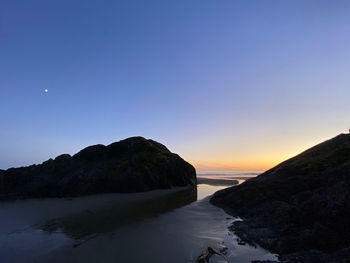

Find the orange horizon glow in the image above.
[
  {"left": 188, "top": 148, "right": 300, "bottom": 172},
  {"left": 191, "top": 160, "right": 278, "bottom": 173},
  {"left": 187, "top": 132, "right": 349, "bottom": 173}
]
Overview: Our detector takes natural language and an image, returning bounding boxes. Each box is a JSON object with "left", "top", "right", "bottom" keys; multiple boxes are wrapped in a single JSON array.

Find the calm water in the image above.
[{"left": 0, "top": 174, "right": 277, "bottom": 263}]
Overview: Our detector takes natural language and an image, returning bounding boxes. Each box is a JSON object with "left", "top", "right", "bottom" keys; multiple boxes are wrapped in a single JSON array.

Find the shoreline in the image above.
[
  {"left": 197, "top": 177, "right": 239, "bottom": 186},
  {"left": 217, "top": 205, "right": 350, "bottom": 263},
  {"left": 1, "top": 176, "right": 279, "bottom": 263}
]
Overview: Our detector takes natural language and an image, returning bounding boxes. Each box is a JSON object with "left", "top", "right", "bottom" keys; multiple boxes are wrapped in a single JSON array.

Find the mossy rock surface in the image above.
[{"left": 0, "top": 137, "right": 196, "bottom": 199}]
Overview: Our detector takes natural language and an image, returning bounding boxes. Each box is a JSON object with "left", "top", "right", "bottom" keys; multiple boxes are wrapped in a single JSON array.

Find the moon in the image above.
[{"left": 44, "top": 89, "right": 48, "bottom": 93}]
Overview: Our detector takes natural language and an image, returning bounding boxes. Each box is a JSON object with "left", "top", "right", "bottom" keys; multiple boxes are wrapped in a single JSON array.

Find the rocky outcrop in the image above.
[
  {"left": 0, "top": 137, "right": 196, "bottom": 200},
  {"left": 211, "top": 133, "right": 350, "bottom": 262}
]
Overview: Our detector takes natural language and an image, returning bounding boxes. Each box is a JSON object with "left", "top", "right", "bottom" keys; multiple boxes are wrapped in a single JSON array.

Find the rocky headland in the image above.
[
  {"left": 211, "top": 133, "right": 350, "bottom": 262},
  {"left": 0, "top": 137, "right": 196, "bottom": 200}
]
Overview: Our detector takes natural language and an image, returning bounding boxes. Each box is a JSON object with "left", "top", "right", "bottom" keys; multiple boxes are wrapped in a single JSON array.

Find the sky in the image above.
[{"left": 1, "top": 0, "right": 350, "bottom": 171}]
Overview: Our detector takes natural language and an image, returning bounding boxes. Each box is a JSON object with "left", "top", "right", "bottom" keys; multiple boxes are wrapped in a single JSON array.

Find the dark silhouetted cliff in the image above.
[
  {"left": 211, "top": 133, "right": 350, "bottom": 262},
  {"left": 0, "top": 137, "right": 196, "bottom": 200}
]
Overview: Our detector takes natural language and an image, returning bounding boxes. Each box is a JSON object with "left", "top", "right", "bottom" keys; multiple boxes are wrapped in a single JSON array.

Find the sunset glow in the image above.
[{"left": 1, "top": 1, "right": 350, "bottom": 172}]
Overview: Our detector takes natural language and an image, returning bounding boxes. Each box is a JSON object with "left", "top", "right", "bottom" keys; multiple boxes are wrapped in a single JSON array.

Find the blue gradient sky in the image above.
[{"left": 1, "top": 0, "right": 350, "bottom": 170}]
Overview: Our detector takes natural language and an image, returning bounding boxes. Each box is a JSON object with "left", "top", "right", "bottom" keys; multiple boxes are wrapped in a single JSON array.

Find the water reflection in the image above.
[
  {"left": 1, "top": 175, "right": 278, "bottom": 263},
  {"left": 197, "top": 184, "right": 229, "bottom": 200},
  {"left": 37, "top": 184, "right": 277, "bottom": 263},
  {"left": 39, "top": 187, "right": 197, "bottom": 240}
]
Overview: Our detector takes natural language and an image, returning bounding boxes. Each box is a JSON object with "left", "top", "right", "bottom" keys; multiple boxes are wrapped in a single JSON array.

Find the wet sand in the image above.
[
  {"left": 0, "top": 175, "right": 277, "bottom": 263},
  {"left": 197, "top": 177, "right": 239, "bottom": 185},
  {"left": 197, "top": 173, "right": 257, "bottom": 185}
]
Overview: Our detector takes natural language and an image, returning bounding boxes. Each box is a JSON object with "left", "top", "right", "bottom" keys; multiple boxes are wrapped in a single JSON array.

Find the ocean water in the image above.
[{"left": 0, "top": 173, "right": 277, "bottom": 263}]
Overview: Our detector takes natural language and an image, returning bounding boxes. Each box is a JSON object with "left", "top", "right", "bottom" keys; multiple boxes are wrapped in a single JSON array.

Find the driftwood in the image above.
[{"left": 196, "top": 246, "right": 228, "bottom": 263}]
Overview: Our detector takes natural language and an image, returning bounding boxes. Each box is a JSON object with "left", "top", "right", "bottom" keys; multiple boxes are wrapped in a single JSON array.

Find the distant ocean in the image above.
[{"left": 197, "top": 170, "right": 263, "bottom": 176}]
